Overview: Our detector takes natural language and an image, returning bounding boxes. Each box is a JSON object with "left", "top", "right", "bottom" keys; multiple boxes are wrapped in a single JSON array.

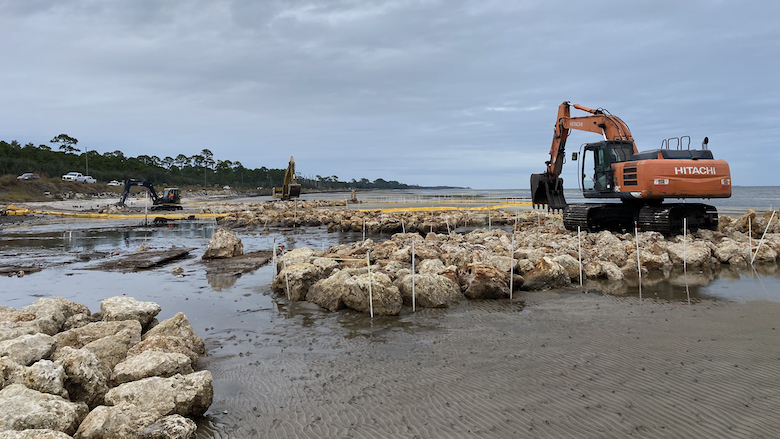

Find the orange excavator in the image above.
[{"left": 530, "top": 101, "right": 731, "bottom": 234}]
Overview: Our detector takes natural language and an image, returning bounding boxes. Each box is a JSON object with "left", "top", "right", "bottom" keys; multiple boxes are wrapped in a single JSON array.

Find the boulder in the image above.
[
  {"left": 126, "top": 336, "right": 199, "bottom": 369},
  {"left": 412, "top": 244, "right": 441, "bottom": 261},
  {"left": 56, "top": 347, "right": 111, "bottom": 409},
  {"left": 75, "top": 404, "right": 196, "bottom": 439},
  {"left": 54, "top": 321, "right": 142, "bottom": 355},
  {"left": 104, "top": 371, "right": 213, "bottom": 418},
  {"left": 462, "top": 264, "right": 509, "bottom": 299},
  {"left": 397, "top": 273, "right": 462, "bottom": 308},
  {"left": 665, "top": 241, "right": 713, "bottom": 267},
  {"left": 369, "top": 240, "right": 399, "bottom": 261},
  {"left": 201, "top": 229, "right": 243, "bottom": 259},
  {"left": 76, "top": 328, "right": 138, "bottom": 373},
  {"left": 417, "top": 258, "right": 446, "bottom": 275},
  {"left": 733, "top": 209, "right": 756, "bottom": 234},
  {"left": 273, "top": 263, "right": 323, "bottom": 301},
  {"left": 0, "top": 384, "right": 88, "bottom": 435},
  {"left": 482, "top": 255, "right": 515, "bottom": 273},
  {"left": 342, "top": 272, "right": 403, "bottom": 315},
  {"left": 714, "top": 240, "right": 750, "bottom": 266},
  {"left": 0, "top": 333, "right": 55, "bottom": 366},
  {"left": 20, "top": 360, "right": 68, "bottom": 398},
  {"left": 100, "top": 297, "right": 161, "bottom": 328},
  {"left": 583, "top": 261, "right": 624, "bottom": 281},
  {"left": 113, "top": 351, "right": 193, "bottom": 385},
  {"left": 19, "top": 297, "right": 90, "bottom": 336},
  {"left": 595, "top": 232, "right": 628, "bottom": 266},
  {"left": 142, "top": 313, "right": 205, "bottom": 356},
  {"left": 311, "top": 257, "right": 339, "bottom": 277},
  {"left": 552, "top": 254, "right": 581, "bottom": 280},
  {"left": 306, "top": 270, "right": 352, "bottom": 312},
  {"left": 0, "top": 429, "right": 74, "bottom": 438},
  {"left": 523, "top": 257, "right": 570, "bottom": 291},
  {"left": 277, "top": 247, "right": 316, "bottom": 269}
]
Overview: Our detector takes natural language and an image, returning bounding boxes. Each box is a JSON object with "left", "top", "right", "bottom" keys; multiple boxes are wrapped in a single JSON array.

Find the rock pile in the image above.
[
  {"left": 216, "top": 201, "right": 518, "bottom": 233},
  {"left": 271, "top": 210, "right": 780, "bottom": 314},
  {"left": 0, "top": 297, "right": 212, "bottom": 439}
]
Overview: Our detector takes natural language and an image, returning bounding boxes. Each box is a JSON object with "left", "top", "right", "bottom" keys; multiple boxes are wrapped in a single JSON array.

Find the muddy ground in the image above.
[{"left": 1, "top": 197, "right": 779, "bottom": 438}]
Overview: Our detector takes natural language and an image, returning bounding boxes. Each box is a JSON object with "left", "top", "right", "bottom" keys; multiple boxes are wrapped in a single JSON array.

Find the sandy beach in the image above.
[{"left": 200, "top": 291, "right": 780, "bottom": 439}]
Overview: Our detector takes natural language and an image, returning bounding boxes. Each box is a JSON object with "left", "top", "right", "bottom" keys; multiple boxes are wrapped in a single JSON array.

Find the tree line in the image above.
[{"left": 0, "top": 135, "right": 418, "bottom": 191}]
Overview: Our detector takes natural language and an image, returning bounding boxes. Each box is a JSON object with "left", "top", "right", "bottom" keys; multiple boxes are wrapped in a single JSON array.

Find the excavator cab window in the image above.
[{"left": 580, "top": 141, "right": 633, "bottom": 193}]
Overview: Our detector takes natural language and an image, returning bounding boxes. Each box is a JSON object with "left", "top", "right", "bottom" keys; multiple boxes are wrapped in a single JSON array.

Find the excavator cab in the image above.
[
  {"left": 578, "top": 140, "right": 634, "bottom": 198},
  {"left": 161, "top": 188, "right": 181, "bottom": 205}
]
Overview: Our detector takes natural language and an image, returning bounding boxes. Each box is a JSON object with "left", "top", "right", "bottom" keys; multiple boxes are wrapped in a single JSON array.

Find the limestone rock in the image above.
[
  {"left": 714, "top": 240, "right": 750, "bottom": 266},
  {"left": 105, "top": 371, "right": 213, "bottom": 418},
  {"left": 733, "top": 209, "right": 756, "bottom": 234},
  {"left": 142, "top": 313, "right": 205, "bottom": 356},
  {"left": 56, "top": 347, "right": 110, "bottom": 409},
  {"left": 19, "top": 297, "right": 90, "bottom": 336},
  {"left": 0, "top": 384, "right": 88, "bottom": 435},
  {"left": 666, "top": 241, "right": 713, "bottom": 267},
  {"left": 201, "top": 229, "right": 243, "bottom": 259},
  {"left": 342, "top": 272, "right": 402, "bottom": 315},
  {"left": 306, "top": 270, "right": 351, "bottom": 312},
  {"left": 126, "top": 336, "right": 199, "bottom": 369},
  {"left": 523, "top": 257, "right": 570, "bottom": 291},
  {"left": 0, "top": 333, "right": 55, "bottom": 366},
  {"left": 54, "top": 321, "right": 142, "bottom": 355},
  {"left": 552, "top": 254, "right": 581, "bottom": 280},
  {"left": 417, "top": 258, "right": 446, "bottom": 275},
  {"left": 397, "top": 273, "right": 462, "bottom": 308},
  {"left": 462, "top": 264, "right": 509, "bottom": 299},
  {"left": 75, "top": 404, "right": 195, "bottom": 439},
  {"left": 0, "top": 358, "right": 67, "bottom": 398},
  {"left": 0, "top": 429, "right": 74, "bottom": 439},
  {"left": 100, "top": 297, "right": 161, "bottom": 328},
  {"left": 277, "top": 247, "right": 316, "bottom": 269},
  {"left": 113, "top": 351, "right": 193, "bottom": 385},
  {"left": 272, "top": 263, "right": 323, "bottom": 301}
]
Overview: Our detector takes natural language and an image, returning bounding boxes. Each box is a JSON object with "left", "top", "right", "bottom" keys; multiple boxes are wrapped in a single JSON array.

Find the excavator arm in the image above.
[{"left": 531, "top": 101, "right": 636, "bottom": 210}]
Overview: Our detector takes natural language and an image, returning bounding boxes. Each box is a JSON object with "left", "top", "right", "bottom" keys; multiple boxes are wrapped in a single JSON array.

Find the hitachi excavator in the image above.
[
  {"left": 273, "top": 156, "right": 301, "bottom": 200},
  {"left": 530, "top": 101, "right": 731, "bottom": 234}
]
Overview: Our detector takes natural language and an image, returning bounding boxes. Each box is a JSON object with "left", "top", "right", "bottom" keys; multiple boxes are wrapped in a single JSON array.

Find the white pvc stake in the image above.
[
  {"left": 293, "top": 202, "right": 296, "bottom": 228},
  {"left": 412, "top": 241, "right": 416, "bottom": 312},
  {"left": 367, "top": 252, "right": 374, "bottom": 318},
  {"left": 578, "top": 226, "right": 583, "bottom": 287},
  {"left": 684, "top": 218, "right": 691, "bottom": 305},
  {"left": 362, "top": 219, "right": 366, "bottom": 241},
  {"left": 272, "top": 239, "right": 277, "bottom": 281},
  {"left": 446, "top": 216, "right": 450, "bottom": 234},
  {"left": 537, "top": 211, "right": 540, "bottom": 227},
  {"left": 635, "top": 222, "right": 642, "bottom": 303},
  {"left": 749, "top": 217, "right": 752, "bottom": 261},
  {"left": 751, "top": 210, "right": 776, "bottom": 265},
  {"left": 402, "top": 219, "right": 406, "bottom": 234},
  {"left": 509, "top": 234, "right": 515, "bottom": 300},
  {"left": 488, "top": 209, "right": 492, "bottom": 231},
  {"left": 282, "top": 250, "right": 290, "bottom": 300}
]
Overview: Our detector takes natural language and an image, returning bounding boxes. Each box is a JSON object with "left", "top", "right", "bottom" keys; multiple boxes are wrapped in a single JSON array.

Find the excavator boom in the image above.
[{"left": 273, "top": 156, "right": 301, "bottom": 200}]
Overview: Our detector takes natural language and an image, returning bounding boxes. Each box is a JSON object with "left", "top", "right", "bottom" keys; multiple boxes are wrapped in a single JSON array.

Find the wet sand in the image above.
[{"left": 201, "top": 293, "right": 780, "bottom": 439}]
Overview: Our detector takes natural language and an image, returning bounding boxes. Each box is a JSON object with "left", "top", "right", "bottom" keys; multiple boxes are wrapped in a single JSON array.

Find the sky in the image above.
[{"left": 1, "top": 0, "right": 778, "bottom": 189}]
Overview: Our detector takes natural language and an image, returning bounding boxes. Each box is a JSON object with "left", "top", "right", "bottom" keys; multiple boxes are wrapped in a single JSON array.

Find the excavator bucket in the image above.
[{"left": 530, "top": 174, "right": 567, "bottom": 212}]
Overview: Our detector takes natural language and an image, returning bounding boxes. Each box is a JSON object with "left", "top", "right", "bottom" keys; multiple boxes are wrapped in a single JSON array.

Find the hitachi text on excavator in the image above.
[{"left": 530, "top": 101, "right": 731, "bottom": 234}]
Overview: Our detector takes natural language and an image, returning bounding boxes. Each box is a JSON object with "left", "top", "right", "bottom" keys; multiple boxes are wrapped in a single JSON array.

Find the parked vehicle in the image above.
[
  {"left": 83, "top": 176, "right": 97, "bottom": 184},
  {"left": 107, "top": 180, "right": 123, "bottom": 186},
  {"left": 17, "top": 173, "right": 40, "bottom": 180},
  {"left": 62, "top": 172, "right": 85, "bottom": 182}
]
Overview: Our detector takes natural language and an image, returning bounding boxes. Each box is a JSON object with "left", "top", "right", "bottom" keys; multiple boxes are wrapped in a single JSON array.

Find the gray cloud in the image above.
[{"left": 1, "top": 0, "right": 777, "bottom": 188}]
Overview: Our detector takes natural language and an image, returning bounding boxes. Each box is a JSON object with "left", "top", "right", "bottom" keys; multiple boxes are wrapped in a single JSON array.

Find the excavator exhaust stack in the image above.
[{"left": 530, "top": 174, "right": 567, "bottom": 212}]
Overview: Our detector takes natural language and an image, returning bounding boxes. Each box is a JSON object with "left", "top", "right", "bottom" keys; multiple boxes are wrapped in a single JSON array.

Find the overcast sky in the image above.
[{"left": 1, "top": 0, "right": 778, "bottom": 188}]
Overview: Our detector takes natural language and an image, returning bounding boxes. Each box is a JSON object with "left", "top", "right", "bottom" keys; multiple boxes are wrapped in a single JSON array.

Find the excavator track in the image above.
[
  {"left": 637, "top": 203, "right": 718, "bottom": 234},
  {"left": 564, "top": 202, "right": 718, "bottom": 234},
  {"left": 563, "top": 203, "right": 634, "bottom": 232}
]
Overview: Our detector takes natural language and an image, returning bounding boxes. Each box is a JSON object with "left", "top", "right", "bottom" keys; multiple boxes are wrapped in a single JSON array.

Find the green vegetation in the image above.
[{"left": 0, "top": 136, "right": 419, "bottom": 192}]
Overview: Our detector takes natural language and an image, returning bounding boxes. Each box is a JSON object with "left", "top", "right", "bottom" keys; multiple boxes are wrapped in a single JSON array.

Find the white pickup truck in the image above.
[
  {"left": 62, "top": 172, "right": 85, "bottom": 182},
  {"left": 83, "top": 176, "right": 97, "bottom": 184}
]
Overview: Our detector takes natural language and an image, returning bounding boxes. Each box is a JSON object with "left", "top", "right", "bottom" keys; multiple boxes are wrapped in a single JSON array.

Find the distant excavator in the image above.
[
  {"left": 530, "top": 101, "right": 731, "bottom": 234},
  {"left": 117, "top": 179, "right": 183, "bottom": 211},
  {"left": 273, "top": 156, "right": 301, "bottom": 200}
]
